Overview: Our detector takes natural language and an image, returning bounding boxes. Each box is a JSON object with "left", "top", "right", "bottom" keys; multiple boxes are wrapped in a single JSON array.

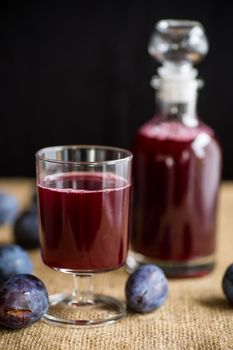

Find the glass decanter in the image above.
[{"left": 128, "top": 20, "right": 221, "bottom": 277}]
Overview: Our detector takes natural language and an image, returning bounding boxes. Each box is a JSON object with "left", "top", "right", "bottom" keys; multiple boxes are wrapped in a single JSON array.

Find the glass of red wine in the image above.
[{"left": 36, "top": 145, "right": 132, "bottom": 327}]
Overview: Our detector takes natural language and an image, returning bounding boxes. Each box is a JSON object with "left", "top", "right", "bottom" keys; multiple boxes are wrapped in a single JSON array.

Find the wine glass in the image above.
[{"left": 36, "top": 145, "right": 132, "bottom": 327}]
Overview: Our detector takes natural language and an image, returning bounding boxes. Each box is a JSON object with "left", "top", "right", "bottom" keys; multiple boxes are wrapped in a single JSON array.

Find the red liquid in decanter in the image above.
[{"left": 131, "top": 117, "right": 221, "bottom": 275}]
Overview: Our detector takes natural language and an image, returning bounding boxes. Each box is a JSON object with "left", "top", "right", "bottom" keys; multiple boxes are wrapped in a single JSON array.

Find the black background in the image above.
[{"left": 0, "top": 1, "right": 232, "bottom": 178}]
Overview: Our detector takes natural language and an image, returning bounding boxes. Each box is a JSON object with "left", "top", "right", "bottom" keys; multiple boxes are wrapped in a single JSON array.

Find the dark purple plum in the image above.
[
  {"left": 222, "top": 263, "right": 233, "bottom": 305},
  {"left": 13, "top": 210, "right": 39, "bottom": 249},
  {"left": 0, "top": 245, "right": 33, "bottom": 282},
  {"left": 32, "top": 190, "right": 37, "bottom": 205},
  {"left": 0, "top": 192, "right": 19, "bottom": 224},
  {"left": 0, "top": 274, "right": 49, "bottom": 329},
  {"left": 125, "top": 264, "right": 168, "bottom": 313}
]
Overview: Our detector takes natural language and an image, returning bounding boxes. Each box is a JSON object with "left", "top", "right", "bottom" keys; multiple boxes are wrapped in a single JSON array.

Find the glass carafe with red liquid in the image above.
[{"left": 129, "top": 20, "right": 221, "bottom": 277}]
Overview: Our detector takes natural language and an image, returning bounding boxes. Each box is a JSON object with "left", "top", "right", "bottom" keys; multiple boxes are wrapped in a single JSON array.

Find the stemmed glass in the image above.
[{"left": 36, "top": 145, "right": 132, "bottom": 327}]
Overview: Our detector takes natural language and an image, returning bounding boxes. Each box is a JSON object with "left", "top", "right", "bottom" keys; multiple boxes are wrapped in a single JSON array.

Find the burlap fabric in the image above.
[{"left": 0, "top": 179, "right": 232, "bottom": 350}]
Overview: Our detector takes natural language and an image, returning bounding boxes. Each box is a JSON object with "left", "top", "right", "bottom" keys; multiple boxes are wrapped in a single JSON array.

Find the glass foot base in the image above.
[
  {"left": 126, "top": 251, "right": 215, "bottom": 278},
  {"left": 43, "top": 293, "right": 126, "bottom": 327}
]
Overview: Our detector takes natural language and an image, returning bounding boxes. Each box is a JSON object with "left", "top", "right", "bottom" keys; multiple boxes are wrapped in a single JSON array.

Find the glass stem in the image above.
[{"left": 72, "top": 274, "right": 94, "bottom": 306}]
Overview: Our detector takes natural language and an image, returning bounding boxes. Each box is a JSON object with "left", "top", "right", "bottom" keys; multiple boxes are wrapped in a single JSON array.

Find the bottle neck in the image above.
[
  {"left": 152, "top": 64, "right": 200, "bottom": 127},
  {"left": 157, "top": 97, "right": 198, "bottom": 127}
]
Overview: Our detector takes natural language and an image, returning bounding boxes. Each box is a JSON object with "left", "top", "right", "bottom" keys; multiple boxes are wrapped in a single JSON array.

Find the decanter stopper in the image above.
[{"left": 148, "top": 19, "right": 209, "bottom": 65}]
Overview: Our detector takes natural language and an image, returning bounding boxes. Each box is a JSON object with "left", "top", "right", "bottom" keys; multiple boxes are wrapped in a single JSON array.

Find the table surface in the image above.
[{"left": 0, "top": 179, "right": 233, "bottom": 350}]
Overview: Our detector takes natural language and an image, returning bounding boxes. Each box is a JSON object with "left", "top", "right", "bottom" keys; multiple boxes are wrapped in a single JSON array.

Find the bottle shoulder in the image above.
[
  {"left": 133, "top": 116, "right": 221, "bottom": 160},
  {"left": 135, "top": 116, "right": 216, "bottom": 143}
]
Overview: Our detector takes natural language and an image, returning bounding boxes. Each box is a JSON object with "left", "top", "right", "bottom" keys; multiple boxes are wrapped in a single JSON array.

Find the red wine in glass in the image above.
[{"left": 38, "top": 172, "right": 131, "bottom": 272}]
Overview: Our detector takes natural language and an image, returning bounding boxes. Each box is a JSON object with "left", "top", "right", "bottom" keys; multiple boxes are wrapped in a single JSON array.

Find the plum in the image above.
[
  {"left": 32, "top": 190, "right": 37, "bottom": 205},
  {"left": 222, "top": 263, "right": 233, "bottom": 305},
  {"left": 125, "top": 264, "right": 168, "bottom": 313},
  {"left": 0, "top": 274, "right": 49, "bottom": 329},
  {"left": 0, "top": 244, "right": 33, "bottom": 282},
  {"left": 0, "top": 192, "right": 19, "bottom": 224},
  {"left": 13, "top": 210, "right": 39, "bottom": 249}
]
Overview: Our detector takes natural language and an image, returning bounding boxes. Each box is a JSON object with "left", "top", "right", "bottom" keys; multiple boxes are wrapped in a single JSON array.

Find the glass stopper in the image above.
[{"left": 148, "top": 19, "right": 208, "bottom": 65}]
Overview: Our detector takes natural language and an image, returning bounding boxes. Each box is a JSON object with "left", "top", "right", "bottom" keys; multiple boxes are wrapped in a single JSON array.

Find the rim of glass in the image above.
[{"left": 36, "top": 145, "right": 133, "bottom": 166}]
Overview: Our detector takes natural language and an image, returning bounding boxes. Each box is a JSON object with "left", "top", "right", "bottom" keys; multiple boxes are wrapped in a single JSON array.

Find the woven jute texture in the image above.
[{"left": 0, "top": 179, "right": 233, "bottom": 350}]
